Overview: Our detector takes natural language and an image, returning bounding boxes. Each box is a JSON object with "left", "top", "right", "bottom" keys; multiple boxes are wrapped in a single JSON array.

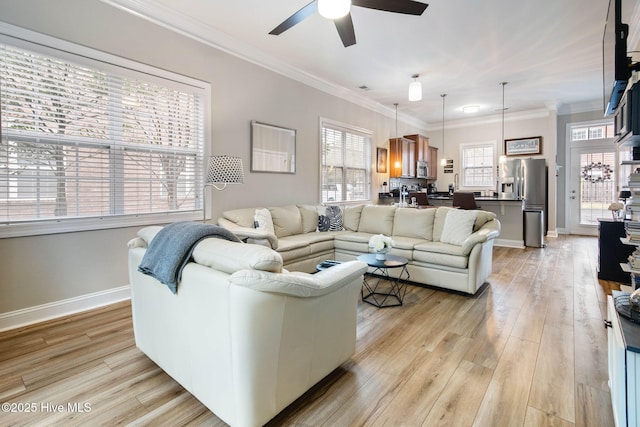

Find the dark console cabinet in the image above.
[{"left": 598, "top": 219, "right": 634, "bottom": 283}]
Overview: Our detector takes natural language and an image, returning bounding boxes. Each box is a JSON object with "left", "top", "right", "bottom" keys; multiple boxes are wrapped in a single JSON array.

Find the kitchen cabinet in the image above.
[
  {"left": 404, "top": 134, "right": 428, "bottom": 162},
  {"left": 606, "top": 292, "right": 640, "bottom": 427},
  {"left": 389, "top": 137, "right": 415, "bottom": 178},
  {"left": 597, "top": 219, "right": 634, "bottom": 283},
  {"left": 426, "top": 146, "right": 438, "bottom": 180},
  {"left": 403, "top": 134, "right": 437, "bottom": 179}
]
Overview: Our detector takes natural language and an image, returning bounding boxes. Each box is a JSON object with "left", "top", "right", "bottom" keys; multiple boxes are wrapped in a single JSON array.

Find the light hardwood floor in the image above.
[{"left": 0, "top": 235, "right": 620, "bottom": 426}]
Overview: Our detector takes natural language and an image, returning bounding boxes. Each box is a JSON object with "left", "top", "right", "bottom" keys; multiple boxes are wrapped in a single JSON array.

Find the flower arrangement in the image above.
[
  {"left": 369, "top": 234, "right": 394, "bottom": 260},
  {"left": 609, "top": 202, "right": 625, "bottom": 220}
]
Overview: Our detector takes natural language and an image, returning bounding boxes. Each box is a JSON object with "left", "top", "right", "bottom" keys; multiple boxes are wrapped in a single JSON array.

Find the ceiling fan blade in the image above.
[
  {"left": 352, "top": 0, "right": 428, "bottom": 15},
  {"left": 334, "top": 13, "right": 356, "bottom": 47},
  {"left": 269, "top": 1, "right": 318, "bottom": 35}
]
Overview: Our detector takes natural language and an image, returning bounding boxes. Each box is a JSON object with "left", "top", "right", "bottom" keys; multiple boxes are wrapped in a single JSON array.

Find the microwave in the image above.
[{"left": 417, "top": 161, "right": 428, "bottom": 178}]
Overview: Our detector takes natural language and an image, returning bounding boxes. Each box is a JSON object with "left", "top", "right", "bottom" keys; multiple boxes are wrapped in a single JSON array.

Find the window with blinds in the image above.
[
  {"left": 461, "top": 143, "right": 495, "bottom": 188},
  {"left": 0, "top": 32, "right": 208, "bottom": 236},
  {"left": 321, "top": 119, "right": 372, "bottom": 203}
]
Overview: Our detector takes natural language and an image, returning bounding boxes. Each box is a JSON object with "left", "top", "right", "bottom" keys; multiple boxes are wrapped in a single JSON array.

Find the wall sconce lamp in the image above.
[{"left": 204, "top": 155, "right": 245, "bottom": 221}]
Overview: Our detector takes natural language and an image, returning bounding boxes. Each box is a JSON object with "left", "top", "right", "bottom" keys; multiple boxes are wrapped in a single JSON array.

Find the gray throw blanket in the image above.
[{"left": 138, "top": 221, "right": 241, "bottom": 294}]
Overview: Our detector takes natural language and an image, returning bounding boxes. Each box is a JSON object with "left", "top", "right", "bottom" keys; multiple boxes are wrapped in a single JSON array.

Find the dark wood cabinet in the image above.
[
  {"left": 388, "top": 137, "right": 415, "bottom": 178},
  {"left": 598, "top": 218, "right": 634, "bottom": 283},
  {"left": 403, "top": 134, "right": 437, "bottom": 180}
]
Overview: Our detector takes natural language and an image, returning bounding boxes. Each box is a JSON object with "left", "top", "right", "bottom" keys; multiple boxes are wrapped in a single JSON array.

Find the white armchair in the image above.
[{"left": 128, "top": 228, "right": 367, "bottom": 427}]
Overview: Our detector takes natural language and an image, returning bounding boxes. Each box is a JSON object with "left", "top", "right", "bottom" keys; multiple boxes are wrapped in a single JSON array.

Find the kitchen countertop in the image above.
[{"left": 427, "top": 195, "right": 523, "bottom": 202}]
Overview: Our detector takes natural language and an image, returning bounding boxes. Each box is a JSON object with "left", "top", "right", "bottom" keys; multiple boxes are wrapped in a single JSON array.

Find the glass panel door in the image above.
[{"left": 569, "top": 147, "right": 617, "bottom": 235}]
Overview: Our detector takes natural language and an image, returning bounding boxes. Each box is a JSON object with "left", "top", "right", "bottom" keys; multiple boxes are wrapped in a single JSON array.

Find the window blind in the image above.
[
  {"left": 0, "top": 40, "right": 206, "bottom": 235},
  {"left": 461, "top": 144, "right": 494, "bottom": 187},
  {"left": 321, "top": 120, "right": 371, "bottom": 203}
]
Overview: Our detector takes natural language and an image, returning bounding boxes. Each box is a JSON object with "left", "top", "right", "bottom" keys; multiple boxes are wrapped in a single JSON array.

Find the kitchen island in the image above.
[{"left": 428, "top": 195, "right": 526, "bottom": 248}]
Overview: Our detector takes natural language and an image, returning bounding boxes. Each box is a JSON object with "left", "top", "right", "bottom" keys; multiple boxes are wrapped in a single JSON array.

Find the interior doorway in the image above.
[{"left": 566, "top": 121, "right": 617, "bottom": 236}]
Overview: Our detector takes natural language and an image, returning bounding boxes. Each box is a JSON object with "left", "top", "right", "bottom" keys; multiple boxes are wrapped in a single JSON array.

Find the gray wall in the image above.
[
  {"left": 0, "top": 0, "right": 426, "bottom": 314},
  {"left": 555, "top": 110, "right": 606, "bottom": 230},
  {"left": 0, "top": 0, "right": 610, "bottom": 316},
  {"left": 430, "top": 110, "right": 558, "bottom": 232}
]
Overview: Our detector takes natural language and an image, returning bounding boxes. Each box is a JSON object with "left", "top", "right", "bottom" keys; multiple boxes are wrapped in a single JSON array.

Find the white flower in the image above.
[
  {"left": 368, "top": 234, "right": 394, "bottom": 252},
  {"left": 608, "top": 202, "right": 625, "bottom": 211}
]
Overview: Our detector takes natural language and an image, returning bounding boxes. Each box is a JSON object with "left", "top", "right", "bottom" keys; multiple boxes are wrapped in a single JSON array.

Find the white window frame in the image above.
[
  {"left": 570, "top": 121, "right": 615, "bottom": 142},
  {"left": 0, "top": 23, "right": 211, "bottom": 238},
  {"left": 319, "top": 118, "right": 372, "bottom": 204},
  {"left": 459, "top": 141, "right": 496, "bottom": 189}
]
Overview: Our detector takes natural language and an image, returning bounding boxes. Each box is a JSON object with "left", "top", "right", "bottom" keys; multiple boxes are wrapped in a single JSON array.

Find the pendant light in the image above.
[
  {"left": 318, "top": 0, "right": 351, "bottom": 19},
  {"left": 408, "top": 74, "right": 422, "bottom": 102},
  {"left": 499, "top": 82, "right": 508, "bottom": 162},
  {"left": 440, "top": 94, "right": 448, "bottom": 166},
  {"left": 394, "top": 103, "right": 401, "bottom": 170}
]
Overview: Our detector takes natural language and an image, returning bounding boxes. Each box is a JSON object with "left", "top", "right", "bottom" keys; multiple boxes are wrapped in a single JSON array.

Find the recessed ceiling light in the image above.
[{"left": 463, "top": 105, "right": 480, "bottom": 113}]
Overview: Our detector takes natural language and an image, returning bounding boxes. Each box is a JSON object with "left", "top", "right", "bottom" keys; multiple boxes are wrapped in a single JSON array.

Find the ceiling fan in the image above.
[{"left": 269, "top": 0, "right": 429, "bottom": 47}]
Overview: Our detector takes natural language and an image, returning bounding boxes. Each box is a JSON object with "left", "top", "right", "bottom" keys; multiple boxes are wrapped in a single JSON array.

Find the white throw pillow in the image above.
[
  {"left": 254, "top": 208, "right": 275, "bottom": 235},
  {"left": 440, "top": 209, "right": 479, "bottom": 246}
]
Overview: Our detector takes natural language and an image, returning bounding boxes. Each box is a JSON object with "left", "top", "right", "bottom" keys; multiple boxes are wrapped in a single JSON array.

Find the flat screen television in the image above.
[{"left": 603, "top": 0, "right": 630, "bottom": 116}]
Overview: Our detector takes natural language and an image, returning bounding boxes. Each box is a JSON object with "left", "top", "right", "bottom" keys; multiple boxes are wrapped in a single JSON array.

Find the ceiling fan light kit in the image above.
[
  {"left": 318, "top": 0, "right": 351, "bottom": 19},
  {"left": 408, "top": 74, "right": 422, "bottom": 101},
  {"left": 270, "top": 0, "right": 428, "bottom": 47}
]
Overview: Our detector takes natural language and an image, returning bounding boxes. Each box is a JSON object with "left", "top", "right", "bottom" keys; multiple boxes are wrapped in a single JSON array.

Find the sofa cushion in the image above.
[
  {"left": 316, "top": 205, "right": 344, "bottom": 232},
  {"left": 278, "top": 233, "right": 335, "bottom": 254},
  {"left": 358, "top": 205, "right": 396, "bottom": 236},
  {"left": 192, "top": 239, "right": 283, "bottom": 274},
  {"left": 334, "top": 231, "right": 374, "bottom": 253},
  {"left": 343, "top": 205, "right": 364, "bottom": 231},
  {"left": 254, "top": 208, "right": 275, "bottom": 235},
  {"left": 474, "top": 210, "right": 497, "bottom": 231},
  {"left": 272, "top": 238, "right": 312, "bottom": 263},
  {"left": 297, "top": 204, "right": 319, "bottom": 233},
  {"left": 413, "top": 242, "right": 469, "bottom": 268},
  {"left": 136, "top": 226, "right": 164, "bottom": 246},
  {"left": 432, "top": 207, "right": 453, "bottom": 242},
  {"left": 269, "top": 205, "right": 303, "bottom": 238},
  {"left": 392, "top": 208, "right": 435, "bottom": 240},
  {"left": 440, "top": 209, "right": 478, "bottom": 246},
  {"left": 229, "top": 261, "right": 367, "bottom": 297},
  {"left": 222, "top": 207, "right": 259, "bottom": 228},
  {"left": 390, "top": 236, "right": 425, "bottom": 251}
]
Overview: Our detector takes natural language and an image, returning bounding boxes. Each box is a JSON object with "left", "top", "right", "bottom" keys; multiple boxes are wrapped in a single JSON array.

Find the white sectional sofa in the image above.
[
  {"left": 128, "top": 228, "right": 368, "bottom": 427},
  {"left": 218, "top": 204, "right": 501, "bottom": 295}
]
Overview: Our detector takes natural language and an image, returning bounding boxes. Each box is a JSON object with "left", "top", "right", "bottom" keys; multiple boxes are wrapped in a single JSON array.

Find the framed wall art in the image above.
[
  {"left": 377, "top": 147, "right": 387, "bottom": 173},
  {"left": 504, "top": 136, "right": 542, "bottom": 156}
]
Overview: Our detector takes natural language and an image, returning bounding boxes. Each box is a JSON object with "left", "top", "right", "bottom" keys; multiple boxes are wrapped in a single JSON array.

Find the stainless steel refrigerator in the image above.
[{"left": 499, "top": 158, "right": 548, "bottom": 246}]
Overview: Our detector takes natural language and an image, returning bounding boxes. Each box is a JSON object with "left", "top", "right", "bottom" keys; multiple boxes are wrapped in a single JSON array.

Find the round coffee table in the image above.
[{"left": 357, "top": 254, "right": 410, "bottom": 308}]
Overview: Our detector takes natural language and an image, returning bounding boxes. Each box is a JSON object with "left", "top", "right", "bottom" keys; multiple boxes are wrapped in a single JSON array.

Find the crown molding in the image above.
[
  {"left": 556, "top": 99, "right": 603, "bottom": 116},
  {"left": 100, "top": 0, "right": 428, "bottom": 130},
  {"left": 424, "top": 108, "right": 554, "bottom": 132}
]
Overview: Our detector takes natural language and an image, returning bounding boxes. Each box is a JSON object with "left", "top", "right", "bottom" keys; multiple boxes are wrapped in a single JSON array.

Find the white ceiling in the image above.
[{"left": 103, "top": 0, "right": 640, "bottom": 126}]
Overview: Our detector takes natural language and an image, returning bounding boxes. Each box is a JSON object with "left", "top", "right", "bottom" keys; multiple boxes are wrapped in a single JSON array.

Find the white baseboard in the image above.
[
  {"left": 494, "top": 238, "right": 525, "bottom": 249},
  {"left": 547, "top": 230, "right": 559, "bottom": 238},
  {"left": 0, "top": 285, "right": 131, "bottom": 332}
]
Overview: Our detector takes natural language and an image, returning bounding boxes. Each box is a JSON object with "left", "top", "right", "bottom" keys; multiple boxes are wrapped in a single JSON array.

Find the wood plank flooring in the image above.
[{"left": 0, "top": 235, "right": 620, "bottom": 426}]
